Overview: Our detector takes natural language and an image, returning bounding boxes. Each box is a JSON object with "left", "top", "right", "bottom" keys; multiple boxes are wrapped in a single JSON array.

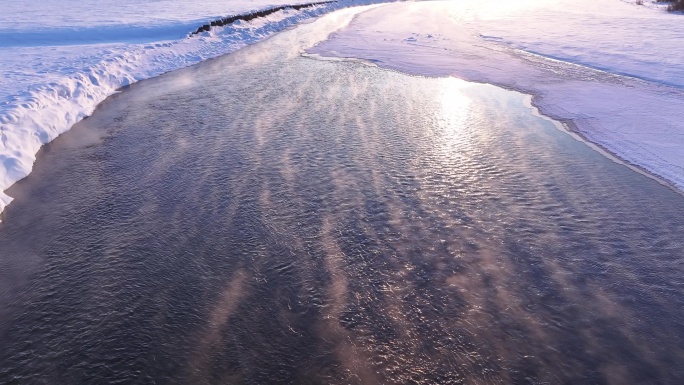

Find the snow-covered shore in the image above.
[
  {"left": 0, "top": 0, "right": 391, "bottom": 216},
  {"left": 308, "top": 0, "right": 684, "bottom": 191}
]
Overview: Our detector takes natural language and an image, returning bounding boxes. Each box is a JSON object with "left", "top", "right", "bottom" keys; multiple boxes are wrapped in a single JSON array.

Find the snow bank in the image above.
[
  {"left": 308, "top": 0, "right": 684, "bottom": 191},
  {"left": 474, "top": 0, "right": 684, "bottom": 88},
  {"left": 0, "top": 0, "right": 389, "bottom": 217}
]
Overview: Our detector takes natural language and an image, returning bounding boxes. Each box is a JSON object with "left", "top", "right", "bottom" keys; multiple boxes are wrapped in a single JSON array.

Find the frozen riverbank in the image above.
[
  {"left": 0, "top": 0, "right": 388, "bottom": 217},
  {"left": 308, "top": 0, "right": 684, "bottom": 191}
]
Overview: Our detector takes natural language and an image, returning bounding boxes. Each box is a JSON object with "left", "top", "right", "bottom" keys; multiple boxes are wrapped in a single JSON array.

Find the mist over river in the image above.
[{"left": 1, "top": 14, "right": 684, "bottom": 385}]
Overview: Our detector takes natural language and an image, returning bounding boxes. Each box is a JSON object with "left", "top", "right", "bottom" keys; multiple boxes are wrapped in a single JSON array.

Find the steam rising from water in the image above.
[{"left": 1, "top": 12, "right": 684, "bottom": 385}]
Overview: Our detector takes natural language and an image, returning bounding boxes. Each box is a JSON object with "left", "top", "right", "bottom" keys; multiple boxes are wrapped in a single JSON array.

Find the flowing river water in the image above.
[{"left": 1, "top": 9, "right": 684, "bottom": 385}]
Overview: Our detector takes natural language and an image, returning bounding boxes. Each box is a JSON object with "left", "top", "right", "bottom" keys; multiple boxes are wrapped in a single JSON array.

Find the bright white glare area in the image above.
[
  {"left": 438, "top": 78, "right": 472, "bottom": 132},
  {"left": 433, "top": 78, "right": 474, "bottom": 160}
]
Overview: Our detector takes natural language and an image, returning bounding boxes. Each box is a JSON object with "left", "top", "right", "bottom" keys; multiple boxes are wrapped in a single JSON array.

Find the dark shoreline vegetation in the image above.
[
  {"left": 190, "top": 1, "right": 336, "bottom": 36},
  {"left": 657, "top": 0, "right": 684, "bottom": 11}
]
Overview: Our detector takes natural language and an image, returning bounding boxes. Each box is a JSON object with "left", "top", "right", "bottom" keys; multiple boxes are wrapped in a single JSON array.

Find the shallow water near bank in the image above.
[{"left": 1, "top": 14, "right": 684, "bottom": 385}]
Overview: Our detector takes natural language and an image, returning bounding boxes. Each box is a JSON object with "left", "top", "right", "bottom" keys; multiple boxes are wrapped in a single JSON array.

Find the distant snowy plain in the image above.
[{"left": 1, "top": 0, "right": 684, "bottom": 217}]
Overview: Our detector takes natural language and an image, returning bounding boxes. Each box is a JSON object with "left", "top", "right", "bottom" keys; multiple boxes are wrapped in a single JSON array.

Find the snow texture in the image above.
[
  {"left": 0, "top": 0, "right": 388, "bottom": 217},
  {"left": 308, "top": 0, "right": 684, "bottom": 191}
]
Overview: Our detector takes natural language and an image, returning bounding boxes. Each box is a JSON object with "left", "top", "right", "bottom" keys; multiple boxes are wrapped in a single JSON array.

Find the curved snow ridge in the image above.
[
  {"left": 0, "top": 0, "right": 387, "bottom": 218},
  {"left": 480, "top": 40, "right": 684, "bottom": 91}
]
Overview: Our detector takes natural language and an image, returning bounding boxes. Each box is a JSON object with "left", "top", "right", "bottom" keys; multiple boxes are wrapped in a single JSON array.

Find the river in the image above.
[{"left": 1, "top": 12, "right": 683, "bottom": 385}]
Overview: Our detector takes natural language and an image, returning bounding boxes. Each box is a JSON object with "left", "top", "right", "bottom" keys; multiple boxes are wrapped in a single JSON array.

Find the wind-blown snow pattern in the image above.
[
  {"left": 308, "top": 0, "right": 684, "bottom": 191},
  {"left": 0, "top": 0, "right": 390, "bottom": 217}
]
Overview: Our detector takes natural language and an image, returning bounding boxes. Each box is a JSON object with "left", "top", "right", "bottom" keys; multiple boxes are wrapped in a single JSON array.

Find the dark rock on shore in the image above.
[{"left": 190, "top": 1, "right": 335, "bottom": 36}]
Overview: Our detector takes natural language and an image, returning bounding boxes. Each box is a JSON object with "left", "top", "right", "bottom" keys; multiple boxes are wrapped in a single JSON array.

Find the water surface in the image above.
[{"left": 1, "top": 16, "right": 684, "bottom": 385}]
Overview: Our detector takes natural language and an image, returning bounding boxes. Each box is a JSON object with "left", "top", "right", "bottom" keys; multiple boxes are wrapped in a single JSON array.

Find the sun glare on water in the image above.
[{"left": 432, "top": 77, "right": 474, "bottom": 159}]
